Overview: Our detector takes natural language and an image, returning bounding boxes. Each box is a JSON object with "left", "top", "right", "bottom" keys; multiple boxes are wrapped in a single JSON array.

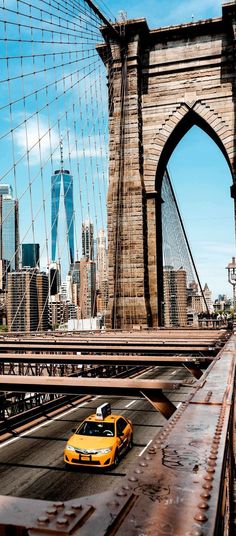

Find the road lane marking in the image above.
[
  {"left": 0, "top": 398, "right": 97, "bottom": 450},
  {"left": 125, "top": 400, "right": 136, "bottom": 408},
  {"left": 138, "top": 439, "right": 152, "bottom": 457}
]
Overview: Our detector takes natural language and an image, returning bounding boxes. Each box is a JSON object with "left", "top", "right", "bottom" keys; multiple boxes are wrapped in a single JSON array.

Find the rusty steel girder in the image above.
[
  {"left": 0, "top": 342, "right": 218, "bottom": 355},
  {"left": 0, "top": 376, "right": 187, "bottom": 418},
  {"left": 0, "top": 353, "right": 212, "bottom": 379},
  {"left": 0, "top": 335, "right": 234, "bottom": 536}
]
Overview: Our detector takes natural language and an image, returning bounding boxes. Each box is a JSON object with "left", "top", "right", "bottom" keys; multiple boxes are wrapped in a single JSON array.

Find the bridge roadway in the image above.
[
  {"left": 0, "top": 328, "right": 234, "bottom": 534},
  {"left": 0, "top": 365, "right": 188, "bottom": 501}
]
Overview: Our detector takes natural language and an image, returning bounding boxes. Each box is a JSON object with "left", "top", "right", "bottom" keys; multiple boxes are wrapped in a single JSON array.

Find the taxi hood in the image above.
[{"left": 67, "top": 434, "right": 115, "bottom": 450}]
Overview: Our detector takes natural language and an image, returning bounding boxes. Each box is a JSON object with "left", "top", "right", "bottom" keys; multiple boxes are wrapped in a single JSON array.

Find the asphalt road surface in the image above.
[{"left": 0, "top": 366, "right": 191, "bottom": 501}]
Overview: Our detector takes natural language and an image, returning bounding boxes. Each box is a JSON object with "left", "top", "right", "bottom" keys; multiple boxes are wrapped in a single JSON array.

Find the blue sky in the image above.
[
  {"left": 0, "top": 0, "right": 234, "bottom": 299},
  {"left": 107, "top": 0, "right": 223, "bottom": 26}
]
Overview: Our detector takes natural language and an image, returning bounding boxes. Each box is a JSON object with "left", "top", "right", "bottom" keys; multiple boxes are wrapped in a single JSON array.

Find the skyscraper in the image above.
[
  {"left": 7, "top": 268, "right": 48, "bottom": 332},
  {"left": 163, "top": 267, "right": 187, "bottom": 327},
  {"left": 82, "top": 220, "right": 94, "bottom": 260},
  {"left": 22, "top": 243, "right": 40, "bottom": 269},
  {"left": 48, "top": 261, "right": 61, "bottom": 296},
  {"left": 0, "top": 184, "right": 19, "bottom": 271},
  {"left": 96, "top": 229, "right": 108, "bottom": 313},
  {"left": 79, "top": 258, "right": 96, "bottom": 318},
  {"left": 51, "top": 140, "right": 74, "bottom": 264}
]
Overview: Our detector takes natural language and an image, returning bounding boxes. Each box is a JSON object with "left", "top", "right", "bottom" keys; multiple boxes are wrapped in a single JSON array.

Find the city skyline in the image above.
[{"left": 0, "top": 0, "right": 234, "bottom": 303}]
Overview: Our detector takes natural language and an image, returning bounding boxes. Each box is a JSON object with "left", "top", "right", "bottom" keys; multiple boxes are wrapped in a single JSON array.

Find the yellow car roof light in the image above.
[{"left": 96, "top": 402, "right": 111, "bottom": 421}]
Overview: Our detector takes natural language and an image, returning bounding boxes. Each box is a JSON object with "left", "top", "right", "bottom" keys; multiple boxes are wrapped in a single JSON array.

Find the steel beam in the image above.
[
  {"left": 141, "top": 389, "right": 177, "bottom": 418},
  {"left": 183, "top": 363, "right": 204, "bottom": 379},
  {"left": 0, "top": 342, "right": 217, "bottom": 354},
  {"left": 0, "top": 375, "right": 184, "bottom": 398},
  {"left": 0, "top": 352, "right": 212, "bottom": 368}
]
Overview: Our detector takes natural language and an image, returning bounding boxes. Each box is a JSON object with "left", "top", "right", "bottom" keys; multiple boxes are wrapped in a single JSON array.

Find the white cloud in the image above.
[
  {"left": 14, "top": 115, "right": 108, "bottom": 166},
  {"left": 14, "top": 115, "right": 59, "bottom": 166}
]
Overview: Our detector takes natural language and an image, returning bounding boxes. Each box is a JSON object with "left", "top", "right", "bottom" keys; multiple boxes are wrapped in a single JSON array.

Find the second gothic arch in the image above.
[{"left": 143, "top": 102, "right": 234, "bottom": 193}]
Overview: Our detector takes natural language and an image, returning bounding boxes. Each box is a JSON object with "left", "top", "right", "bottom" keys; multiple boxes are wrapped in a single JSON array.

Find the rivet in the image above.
[
  {"left": 46, "top": 508, "right": 57, "bottom": 515},
  {"left": 194, "top": 512, "right": 208, "bottom": 522},
  {"left": 209, "top": 454, "right": 217, "bottom": 460},
  {"left": 200, "top": 491, "right": 211, "bottom": 500},
  {"left": 116, "top": 490, "right": 127, "bottom": 497},
  {"left": 190, "top": 530, "right": 204, "bottom": 536},
  {"left": 202, "top": 482, "right": 213, "bottom": 490},
  {"left": 57, "top": 517, "right": 69, "bottom": 525},
  {"left": 122, "top": 485, "right": 130, "bottom": 490},
  {"left": 53, "top": 502, "right": 64, "bottom": 508},
  {"left": 144, "top": 455, "right": 151, "bottom": 461},
  {"left": 204, "top": 474, "right": 214, "bottom": 481},
  {"left": 139, "top": 462, "right": 148, "bottom": 467},
  {"left": 128, "top": 476, "right": 138, "bottom": 482},
  {"left": 206, "top": 467, "right": 215, "bottom": 474},
  {"left": 148, "top": 447, "right": 156, "bottom": 454},
  {"left": 64, "top": 509, "right": 76, "bottom": 517},
  {"left": 207, "top": 460, "right": 216, "bottom": 467},
  {"left": 37, "top": 516, "right": 49, "bottom": 524},
  {"left": 71, "top": 504, "right": 83, "bottom": 510},
  {"left": 135, "top": 468, "right": 143, "bottom": 474},
  {"left": 197, "top": 501, "right": 209, "bottom": 510}
]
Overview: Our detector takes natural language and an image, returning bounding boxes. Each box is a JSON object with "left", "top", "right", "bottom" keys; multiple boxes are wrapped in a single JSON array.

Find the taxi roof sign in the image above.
[{"left": 96, "top": 402, "right": 111, "bottom": 420}]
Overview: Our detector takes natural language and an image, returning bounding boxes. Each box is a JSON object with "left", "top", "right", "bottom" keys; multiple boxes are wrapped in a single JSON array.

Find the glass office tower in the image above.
[
  {"left": 51, "top": 168, "right": 74, "bottom": 265},
  {"left": 22, "top": 243, "right": 40, "bottom": 268},
  {"left": 0, "top": 185, "right": 19, "bottom": 271},
  {"left": 82, "top": 220, "right": 94, "bottom": 261}
]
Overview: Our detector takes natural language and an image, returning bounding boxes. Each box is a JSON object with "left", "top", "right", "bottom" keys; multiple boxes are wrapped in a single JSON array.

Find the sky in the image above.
[{"left": 0, "top": 0, "right": 234, "bottom": 300}]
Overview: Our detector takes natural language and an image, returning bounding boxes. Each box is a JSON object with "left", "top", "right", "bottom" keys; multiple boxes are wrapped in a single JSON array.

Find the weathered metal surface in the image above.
[
  {"left": 141, "top": 389, "right": 177, "bottom": 418},
  {"left": 0, "top": 375, "right": 184, "bottom": 397},
  {"left": 0, "top": 342, "right": 217, "bottom": 355},
  {"left": 0, "top": 352, "right": 212, "bottom": 367},
  {"left": 0, "top": 335, "right": 234, "bottom": 535}
]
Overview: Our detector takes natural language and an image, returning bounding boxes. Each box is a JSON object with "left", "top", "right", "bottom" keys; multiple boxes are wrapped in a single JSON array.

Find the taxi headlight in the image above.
[
  {"left": 96, "top": 447, "right": 113, "bottom": 455},
  {"left": 66, "top": 445, "right": 75, "bottom": 452}
]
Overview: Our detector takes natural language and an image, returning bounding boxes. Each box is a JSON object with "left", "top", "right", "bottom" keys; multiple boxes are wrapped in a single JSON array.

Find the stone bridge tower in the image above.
[{"left": 97, "top": 1, "right": 236, "bottom": 329}]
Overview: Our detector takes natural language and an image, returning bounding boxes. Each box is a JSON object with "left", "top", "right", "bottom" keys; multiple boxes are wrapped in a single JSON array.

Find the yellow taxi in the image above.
[{"left": 64, "top": 403, "right": 133, "bottom": 468}]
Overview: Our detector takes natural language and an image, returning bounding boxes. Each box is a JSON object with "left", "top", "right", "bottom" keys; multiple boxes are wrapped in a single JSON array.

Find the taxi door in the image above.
[{"left": 116, "top": 417, "right": 129, "bottom": 455}]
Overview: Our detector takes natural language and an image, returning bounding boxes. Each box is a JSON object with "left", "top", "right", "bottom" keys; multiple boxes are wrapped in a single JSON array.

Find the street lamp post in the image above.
[{"left": 226, "top": 256, "right": 236, "bottom": 313}]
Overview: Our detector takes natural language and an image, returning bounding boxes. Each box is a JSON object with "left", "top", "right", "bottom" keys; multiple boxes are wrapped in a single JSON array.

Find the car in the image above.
[{"left": 64, "top": 403, "right": 133, "bottom": 468}]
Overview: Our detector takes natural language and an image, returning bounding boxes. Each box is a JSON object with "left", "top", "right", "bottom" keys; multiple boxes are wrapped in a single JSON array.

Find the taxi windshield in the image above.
[{"left": 76, "top": 421, "right": 115, "bottom": 437}]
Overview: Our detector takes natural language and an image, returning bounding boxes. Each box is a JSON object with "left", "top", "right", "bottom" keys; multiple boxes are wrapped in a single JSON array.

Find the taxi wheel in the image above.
[
  {"left": 65, "top": 463, "right": 73, "bottom": 471},
  {"left": 113, "top": 450, "right": 120, "bottom": 467}
]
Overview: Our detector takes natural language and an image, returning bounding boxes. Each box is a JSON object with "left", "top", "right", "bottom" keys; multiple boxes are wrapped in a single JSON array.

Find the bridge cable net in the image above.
[
  {"left": 162, "top": 169, "right": 209, "bottom": 324},
  {"left": 0, "top": 0, "right": 118, "bottom": 333}
]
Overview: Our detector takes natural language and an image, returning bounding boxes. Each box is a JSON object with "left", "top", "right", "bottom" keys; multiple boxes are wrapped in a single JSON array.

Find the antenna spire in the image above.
[{"left": 60, "top": 135, "right": 64, "bottom": 171}]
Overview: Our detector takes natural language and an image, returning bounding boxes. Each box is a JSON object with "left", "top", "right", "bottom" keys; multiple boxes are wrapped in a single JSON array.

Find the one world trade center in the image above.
[{"left": 51, "top": 140, "right": 74, "bottom": 264}]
